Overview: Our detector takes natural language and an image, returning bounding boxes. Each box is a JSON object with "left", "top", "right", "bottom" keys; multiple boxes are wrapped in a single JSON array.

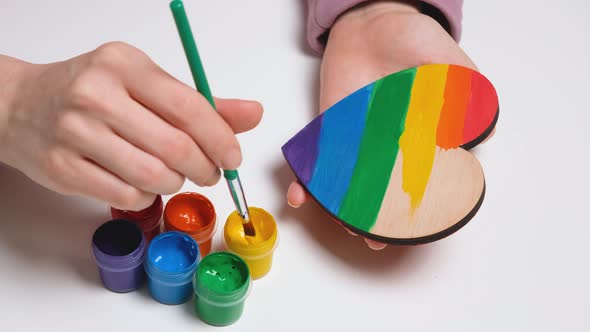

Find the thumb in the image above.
[{"left": 215, "top": 98, "right": 263, "bottom": 134}]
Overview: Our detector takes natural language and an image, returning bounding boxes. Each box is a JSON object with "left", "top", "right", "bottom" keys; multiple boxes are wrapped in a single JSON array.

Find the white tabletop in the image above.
[{"left": 1, "top": 0, "right": 588, "bottom": 331}]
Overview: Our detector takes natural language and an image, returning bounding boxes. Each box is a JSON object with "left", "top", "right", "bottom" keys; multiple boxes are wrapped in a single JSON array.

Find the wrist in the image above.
[
  {"left": 334, "top": 1, "right": 420, "bottom": 30},
  {"left": 338, "top": 1, "right": 420, "bottom": 21},
  {"left": 328, "top": 1, "right": 424, "bottom": 46},
  {"left": 327, "top": 0, "right": 447, "bottom": 54},
  {"left": 0, "top": 55, "right": 32, "bottom": 161}
]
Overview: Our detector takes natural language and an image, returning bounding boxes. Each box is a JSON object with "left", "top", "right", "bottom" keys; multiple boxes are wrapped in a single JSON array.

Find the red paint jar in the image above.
[
  {"left": 163, "top": 192, "right": 217, "bottom": 257},
  {"left": 111, "top": 195, "right": 163, "bottom": 242}
]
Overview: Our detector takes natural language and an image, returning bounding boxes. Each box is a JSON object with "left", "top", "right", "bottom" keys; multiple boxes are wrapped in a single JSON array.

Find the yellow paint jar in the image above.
[{"left": 223, "top": 207, "right": 278, "bottom": 280}]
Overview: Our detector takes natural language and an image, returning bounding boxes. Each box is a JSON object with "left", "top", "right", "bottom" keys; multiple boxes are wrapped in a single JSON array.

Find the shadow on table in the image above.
[
  {"left": 0, "top": 164, "right": 108, "bottom": 287},
  {"left": 272, "top": 161, "right": 435, "bottom": 278}
]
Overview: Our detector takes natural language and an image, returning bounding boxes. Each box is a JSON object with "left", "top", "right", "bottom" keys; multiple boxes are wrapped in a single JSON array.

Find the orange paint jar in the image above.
[
  {"left": 163, "top": 192, "right": 216, "bottom": 257},
  {"left": 111, "top": 195, "right": 163, "bottom": 242}
]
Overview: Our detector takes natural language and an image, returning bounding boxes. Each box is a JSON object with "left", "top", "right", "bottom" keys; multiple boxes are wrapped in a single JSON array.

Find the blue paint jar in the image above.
[{"left": 144, "top": 231, "right": 200, "bottom": 305}]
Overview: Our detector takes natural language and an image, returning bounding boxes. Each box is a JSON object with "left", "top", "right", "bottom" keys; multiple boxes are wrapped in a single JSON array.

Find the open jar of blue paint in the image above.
[
  {"left": 91, "top": 219, "right": 147, "bottom": 293},
  {"left": 144, "top": 231, "right": 200, "bottom": 305}
]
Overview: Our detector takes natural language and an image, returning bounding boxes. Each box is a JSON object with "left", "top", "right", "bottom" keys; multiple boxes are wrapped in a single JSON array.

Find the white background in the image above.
[{"left": 1, "top": 0, "right": 589, "bottom": 331}]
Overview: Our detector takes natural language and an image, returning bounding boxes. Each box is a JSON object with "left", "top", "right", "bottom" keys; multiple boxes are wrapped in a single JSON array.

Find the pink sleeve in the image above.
[{"left": 306, "top": 0, "right": 463, "bottom": 53}]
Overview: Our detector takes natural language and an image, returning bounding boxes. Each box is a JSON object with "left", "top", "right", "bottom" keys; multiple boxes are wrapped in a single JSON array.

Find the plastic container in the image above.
[
  {"left": 223, "top": 207, "right": 278, "bottom": 279},
  {"left": 111, "top": 195, "right": 163, "bottom": 242},
  {"left": 194, "top": 252, "right": 251, "bottom": 326},
  {"left": 163, "top": 192, "right": 216, "bottom": 257},
  {"left": 91, "top": 219, "right": 147, "bottom": 293},
  {"left": 144, "top": 231, "right": 200, "bottom": 305}
]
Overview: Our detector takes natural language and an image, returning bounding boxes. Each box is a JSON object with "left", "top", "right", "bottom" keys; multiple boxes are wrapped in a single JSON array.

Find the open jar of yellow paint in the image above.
[{"left": 223, "top": 207, "right": 278, "bottom": 279}]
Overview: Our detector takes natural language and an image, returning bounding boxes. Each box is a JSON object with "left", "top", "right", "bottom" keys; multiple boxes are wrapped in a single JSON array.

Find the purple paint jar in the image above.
[{"left": 91, "top": 219, "right": 147, "bottom": 293}]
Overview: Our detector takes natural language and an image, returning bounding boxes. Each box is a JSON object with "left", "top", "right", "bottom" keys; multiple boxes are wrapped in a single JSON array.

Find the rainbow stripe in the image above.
[{"left": 282, "top": 64, "right": 498, "bottom": 232}]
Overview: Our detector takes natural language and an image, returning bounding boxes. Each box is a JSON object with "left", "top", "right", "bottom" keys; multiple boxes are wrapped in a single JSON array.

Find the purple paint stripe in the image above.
[{"left": 281, "top": 115, "right": 323, "bottom": 185}]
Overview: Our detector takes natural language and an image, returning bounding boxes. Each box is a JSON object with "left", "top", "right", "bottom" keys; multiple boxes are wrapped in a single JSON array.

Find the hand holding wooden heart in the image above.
[{"left": 282, "top": 64, "right": 498, "bottom": 244}]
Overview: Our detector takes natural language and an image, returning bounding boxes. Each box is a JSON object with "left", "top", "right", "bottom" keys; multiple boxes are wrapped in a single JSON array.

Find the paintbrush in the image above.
[{"left": 170, "top": 0, "right": 256, "bottom": 237}]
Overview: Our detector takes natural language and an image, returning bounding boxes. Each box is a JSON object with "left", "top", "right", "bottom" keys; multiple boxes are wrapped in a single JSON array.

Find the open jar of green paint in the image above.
[{"left": 193, "top": 252, "right": 251, "bottom": 326}]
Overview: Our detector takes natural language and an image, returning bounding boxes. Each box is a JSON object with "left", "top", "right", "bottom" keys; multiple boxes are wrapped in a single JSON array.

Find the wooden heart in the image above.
[{"left": 282, "top": 64, "right": 499, "bottom": 244}]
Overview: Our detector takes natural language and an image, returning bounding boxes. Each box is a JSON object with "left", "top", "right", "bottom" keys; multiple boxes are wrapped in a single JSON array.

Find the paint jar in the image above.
[
  {"left": 111, "top": 195, "right": 163, "bottom": 242},
  {"left": 91, "top": 219, "right": 147, "bottom": 293},
  {"left": 223, "top": 207, "right": 278, "bottom": 279},
  {"left": 194, "top": 252, "right": 251, "bottom": 326},
  {"left": 163, "top": 192, "right": 216, "bottom": 257},
  {"left": 144, "top": 231, "right": 200, "bottom": 305}
]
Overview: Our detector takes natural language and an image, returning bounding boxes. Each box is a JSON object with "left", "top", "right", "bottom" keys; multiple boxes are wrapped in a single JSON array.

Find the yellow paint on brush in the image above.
[
  {"left": 399, "top": 65, "right": 448, "bottom": 211},
  {"left": 223, "top": 207, "right": 278, "bottom": 279}
]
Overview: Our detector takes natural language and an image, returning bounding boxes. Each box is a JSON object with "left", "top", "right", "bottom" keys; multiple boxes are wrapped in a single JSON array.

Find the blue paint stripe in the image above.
[{"left": 307, "top": 84, "right": 373, "bottom": 215}]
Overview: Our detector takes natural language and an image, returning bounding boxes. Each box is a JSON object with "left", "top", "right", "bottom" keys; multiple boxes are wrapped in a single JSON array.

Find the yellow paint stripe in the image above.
[{"left": 399, "top": 64, "right": 448, "bottom": 211}]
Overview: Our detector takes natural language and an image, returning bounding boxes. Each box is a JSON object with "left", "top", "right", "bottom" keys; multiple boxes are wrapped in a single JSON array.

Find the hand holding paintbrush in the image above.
[{"left": 170, "top": 0, "right": 256, "bottom": 237}]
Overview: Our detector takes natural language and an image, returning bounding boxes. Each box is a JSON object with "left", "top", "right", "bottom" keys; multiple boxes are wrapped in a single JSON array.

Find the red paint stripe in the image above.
[{"left": 462, "top": 71, "right": 499, "bottom": 144}]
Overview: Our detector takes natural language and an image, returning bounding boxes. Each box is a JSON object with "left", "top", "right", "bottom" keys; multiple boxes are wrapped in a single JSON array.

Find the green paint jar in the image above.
[{"left": 193, "top": 252, "right": 251, "bottom": 326}]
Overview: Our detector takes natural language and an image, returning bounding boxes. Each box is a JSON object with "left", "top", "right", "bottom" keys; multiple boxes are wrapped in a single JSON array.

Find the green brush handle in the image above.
[
  {"left": 169, "top": 0, "right": 253, "bottom": 231},
  {"left": 170, "top": 0, "right": 237, "bottom": 181},
  {"left": 170, "top": 0, "right": 215, "bottom": 109}
]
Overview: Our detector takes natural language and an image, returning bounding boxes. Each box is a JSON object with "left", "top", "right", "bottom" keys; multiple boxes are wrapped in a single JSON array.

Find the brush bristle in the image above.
[{"left": 243, "top": 221, "right": 256, "bottom": 237}]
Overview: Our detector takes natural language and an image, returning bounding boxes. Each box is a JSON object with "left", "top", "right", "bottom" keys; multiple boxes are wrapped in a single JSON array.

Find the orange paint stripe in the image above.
[{"left": 436, "top": 66, "right": 472, "bottom": 149}]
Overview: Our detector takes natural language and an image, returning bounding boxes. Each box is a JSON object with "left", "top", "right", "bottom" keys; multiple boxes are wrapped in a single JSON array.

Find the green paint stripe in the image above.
[{"left": 337, "top": 68, "right": 417, "bottom": 232}]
